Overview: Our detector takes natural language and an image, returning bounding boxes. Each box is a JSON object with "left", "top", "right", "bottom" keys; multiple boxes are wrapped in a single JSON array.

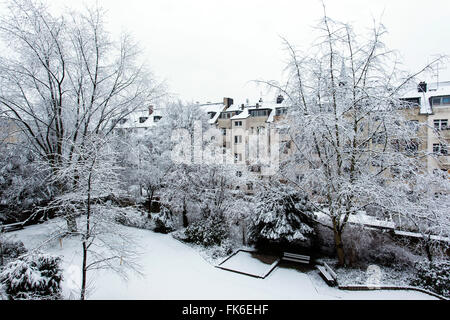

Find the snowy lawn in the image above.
[{"left": 6, "top": 219, "right": 438, "bottom": 300}]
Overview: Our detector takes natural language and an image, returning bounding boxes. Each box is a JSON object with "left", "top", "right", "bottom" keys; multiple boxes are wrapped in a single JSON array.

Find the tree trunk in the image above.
[
  {"left": 242, "top": 219, "right": 247, "bottom": 246},
  {"left": 0, "top": 241, "right": 3, "bottom": 266},
  {"left": 81, "top": 166, "right": 93, "bottom": 300},
  {"left": 182, "top": 198, "right": 188, "bottom": 227},
  {"left": 148, "top": 189, "right": 154, "bottom": 213},
  {"left": 80, "top": 241, "right": 87, "bottom": 300},
  {"left": 66, "top": 215, "right": 78, "bottom": 233},
  {"left": 333, "top": 229, "right": 345, "bottom": 266},
  {"left": 424, "top": 236, "right": 433, "bottom": 263}
]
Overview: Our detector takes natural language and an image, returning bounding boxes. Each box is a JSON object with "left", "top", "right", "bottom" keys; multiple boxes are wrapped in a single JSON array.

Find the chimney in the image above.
[
  {"left": 418, "top": 81, "right": 427, "bottom": 93},
  {"left": 223, "top": 97, "right": 234, "bottom": 108},
  {"left": 148, "top": 105, "right": 154, "bottom": 115},
  {"left": 276, "top": 95, "right": 284, "bottom": 104}
]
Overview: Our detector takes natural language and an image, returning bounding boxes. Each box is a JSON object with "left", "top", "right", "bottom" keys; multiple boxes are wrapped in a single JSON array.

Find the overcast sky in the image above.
[{"left": 4, "top": 0, "right": 450, "bottom": 105}]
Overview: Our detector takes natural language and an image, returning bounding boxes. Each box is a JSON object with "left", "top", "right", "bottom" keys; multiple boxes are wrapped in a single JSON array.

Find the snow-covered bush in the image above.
[
  {"left": 0, "top": 254, "right": 63, "bottom": 300},
  {"left": 153, "top": 207, "right": 176, "bottom": 234},
  {"left": 0, "top": 285, "right": 7, "bottom": 300},
  {"left": 0, "top": 238, "right": 27, "bottom": 266},
  {"left": 209, "top": 239, "right": 234, "bottom": 260},
  {"left": 344, "top": 225, "right": 419, "bottom": 268},
  {"left": 184, "top": 214, "right": 229, "bottom": 246},
  {"left": 0, "top": 144, "right": 51, "bottom": 222},
  {"left": 411, "top": 260, "right": 450, "bottom": 297},
  {"left": 114, "top": 208, "right": 153, "bottom": 230},
  {"left": 248, "top": 184, "right": 315, "bottom": 251}
]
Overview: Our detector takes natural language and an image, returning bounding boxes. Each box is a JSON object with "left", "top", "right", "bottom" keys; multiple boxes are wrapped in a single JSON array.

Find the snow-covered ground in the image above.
[{"left": 6, "top": 219, "right": 438, "bottom": 300}]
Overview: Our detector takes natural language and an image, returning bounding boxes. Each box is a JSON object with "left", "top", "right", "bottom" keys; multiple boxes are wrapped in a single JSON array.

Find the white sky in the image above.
[{"left": 3, "top": 0, "right": 450, "bottom": 104}]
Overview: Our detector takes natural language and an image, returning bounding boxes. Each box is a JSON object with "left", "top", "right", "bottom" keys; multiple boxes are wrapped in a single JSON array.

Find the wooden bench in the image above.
[
  {"left": 0, "top": 222, "right": 24, "bottom": 233},
  {"left": 317, "top": 262, "right": 338, "bottom": 286},
  {"left": 282, "top": 252, "right": 310, "bottom": 264}
]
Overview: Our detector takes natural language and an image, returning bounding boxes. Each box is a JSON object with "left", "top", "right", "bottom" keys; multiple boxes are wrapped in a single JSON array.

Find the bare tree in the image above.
[
  {"left": 259, "top": 7, "right": 447, "bottom": 266},
  {"left": 0, "top": 0, "right": 164, "bottom": 232},
  {"left": 46, "top": 135, "right": 141, "bottom": 300}
]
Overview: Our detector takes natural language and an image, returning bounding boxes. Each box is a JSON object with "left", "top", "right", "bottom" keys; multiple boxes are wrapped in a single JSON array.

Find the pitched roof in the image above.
[{"left": 401, "top": 82, "right": 450, "bottom": 114}]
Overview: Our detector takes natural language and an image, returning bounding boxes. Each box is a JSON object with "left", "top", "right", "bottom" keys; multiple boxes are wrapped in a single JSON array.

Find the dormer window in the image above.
[
  {"left": 139, "top": 117, "right": 148, "bottom": 124},
  {"left": 400, "top": 97, "right": 420, "bottom": 107},
  {"left": 249, "top": 109, "right": 269, "bottom": 117},
  {"left": 208, "top": 112, "right": 216, "bottom": 119},
  {"left": 430, "top": 96, "right": 450, "bottom": 106},
  {"left": 153, "top": 116, "right": 162, "bottom": 122},
  {"left": 275, "top": 108, "right": 287, "bottom": 116},
  {"left": 219, "top": 112, "right": 232, "bottom": 119}
]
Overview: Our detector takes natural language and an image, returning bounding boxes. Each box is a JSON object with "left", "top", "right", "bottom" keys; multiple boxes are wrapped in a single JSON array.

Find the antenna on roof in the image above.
[{"left": 435, "top": 62, "right": 440, "bottom": 90}]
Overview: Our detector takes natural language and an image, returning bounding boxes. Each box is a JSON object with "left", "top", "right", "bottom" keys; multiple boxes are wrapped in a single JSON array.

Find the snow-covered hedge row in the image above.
[{"left": 0, "top": 253, "right": 63, "bottom": 300}]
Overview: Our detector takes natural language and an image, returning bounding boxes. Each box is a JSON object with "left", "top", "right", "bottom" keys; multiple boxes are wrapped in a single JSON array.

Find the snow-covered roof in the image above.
[
  {"left": 199, "top": 98, "right": 289, "bottom": 123},
  {"left": 245, "top": 101, "right": 288, "bottom": 123},
  {"left": 401, "top": 81, "right": 450, "bottom": 114},
  {"left": 230, "top": 108, "right": 249, "bottom": 120},
  {"left": 115, "top": 107, "right": 163, "bottom": 129},
  {"left": 198, "top": 103, "right": 225, "bottom": 124},
  {"left": 224, "top": 104, "right": 243, "bottom": 112}
]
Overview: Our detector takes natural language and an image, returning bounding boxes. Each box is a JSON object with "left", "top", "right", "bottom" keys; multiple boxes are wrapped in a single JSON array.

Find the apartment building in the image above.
[
  {"left": 208, "top": 95, "right": 290, "bottom": 191},
  {"left": 0, "top": 119, "right": 20, "bottom": 144},
  {"left": 401, "top": 81, "right": 450, "bottom": 175}
]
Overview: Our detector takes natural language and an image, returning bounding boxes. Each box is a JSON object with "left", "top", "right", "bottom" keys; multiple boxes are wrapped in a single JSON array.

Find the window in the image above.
[
  {"left": 256, "top": 126, "right": 265, "bottom": 134},
  {"left": 371, "top": 156, "right": 382, "bottom": 167},
  {"left": 433, "top": 143, "right": 448, "bottom": 155},
  {"left": 283, "top": 141, "right": 291, "bottom": 154},
  {"left": 219, "top": 112, "right": 232, "bottom": 119},
  {"left": 430, "top": 96, "right": 450, "bottom": 106},
  {"left": 153, "top": 116, "right": 162, "bottom": 122},
  {"left": 400, "top": 97, "right": 420, "bottom": 107},
  {"left": 222, "top": 128, "right": 226, "bottom": 136},
  {"left": 434, "top": 119, "right": 448, "bottom": 131},
  {"left": 234, "top": 153, "right": 242, "bottom": 163},
  {"left": 408, "top": 120, "right": 419, "bottom": 132},
  {"left": 234, "top": 121, "right": 242, "bottom": 127},
  {"left": 208, "top": 112, "right": 216, "bottom": 119},
  {"left": 249, "top": 109, "right": 269, "bottom": 117},
  {"left": 247, "top": 183, "right": 253, "bottom": 190},
  {"left": 391, "top": 140, "right": 400, "bottom": 152},
  {"left": 236, "top": 171, "right": 242, "bottom": 177},
  {"left": 433, "top": 169, "right": 449, "bottom": 179},
  {"left": 234, "top": 135, "right": 242, "bottom": 144},
  {"left": 139, "top": 117, "right": 148, "bottom": 123},
  {"left": 372, "top": 132, "right": 386, "bottom": 144},
  {"left": 405, "top": 140, "right": 419, "bottom": 154},
  {"left": 275, "top": 108, "right": 287, "bottom": 116}
]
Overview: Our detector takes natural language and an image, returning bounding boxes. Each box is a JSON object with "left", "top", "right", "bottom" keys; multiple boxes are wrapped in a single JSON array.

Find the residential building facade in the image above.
[{"left": 401, "top": 81, "right": 450, "bottom": 175}]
